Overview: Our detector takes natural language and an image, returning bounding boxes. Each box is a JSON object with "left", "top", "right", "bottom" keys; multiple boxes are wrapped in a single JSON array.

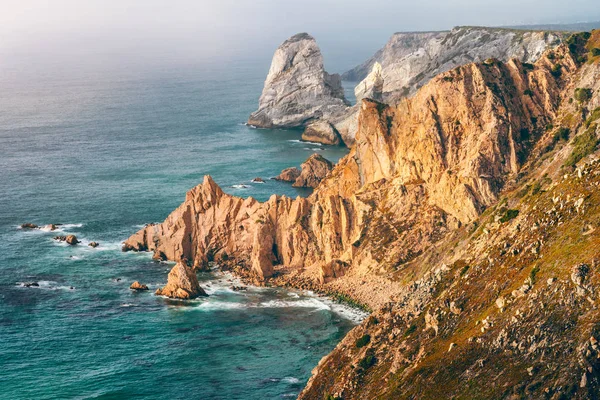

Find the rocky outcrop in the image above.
[
  {"left": 54, "top": 235, "right": 80, "bottom": 245},
  {"left": 155, "top": 262, "right": 208, "bottom": 299},
  {"left": 273, "top": 167, "right": 301, "bottom": 182},
  {"left": 20, "top": 223, "right": 38, "bottom": 229},
  {"left": 130, "top": 281, "right": 148, "bottom": 291},
  {"left": 248, "top": 33, "right": 349, "bottom": 129},
  {"left": 343, "top": 27, "right": 564, "bottom": 103},
  {"left": 88, "top": 242, "right": 99, "bottom": 248},
  {"left": 354, "top": 62, "right": 384, "bottom": 103},
  {"left": 293, "top": 153, "right": 333, "bottom": 188},
  {"left": 302, "top": 120, "right": 342, "bottom": 145}
]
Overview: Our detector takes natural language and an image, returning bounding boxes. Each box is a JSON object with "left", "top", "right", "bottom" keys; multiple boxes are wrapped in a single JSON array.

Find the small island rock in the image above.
[
  {"left": 88, "top": 242, "right": 99, "bottom": 248},
  {"left": 21, "top": 223, "right": 38, "bottom": 229},
  {"left": 130, "top": 281, "right": 149, "bottom": 291},
  {"left": 274, "top": 167, "right": 301, "bottom": 183},
  {"left": 155, "top": 262, "right": 208, "bottom": 299}
]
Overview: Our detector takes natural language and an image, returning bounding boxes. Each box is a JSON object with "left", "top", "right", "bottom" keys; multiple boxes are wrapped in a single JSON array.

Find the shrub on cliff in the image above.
[
  {"left": 574, "top": 88, "right": 592, "bottom": 103},
  {"left": 565, "top": 125, "right": 599, "bottom": 167},
  {"left": 355, "top": 334, "right": 371, "bottom": 348}
]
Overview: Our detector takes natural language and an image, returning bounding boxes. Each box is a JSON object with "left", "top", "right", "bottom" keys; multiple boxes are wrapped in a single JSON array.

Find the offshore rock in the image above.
[
  {"left": 130, "top": 281, "right": 148, "bottom": 291},
  {"left": 274, "top": 167, "right": 301, "bottom": 182},
  {"left": 293, "top": 154, "right": 334, "bottom": 188},
  {"left": 248, "top": 33, "right": 349, "bottom": 128},
  {"left": 302, "top": 120, "right": 342, "bottom": 145},
  {"left": 155, "top": 262, "right": 207, "bottom": 299}
]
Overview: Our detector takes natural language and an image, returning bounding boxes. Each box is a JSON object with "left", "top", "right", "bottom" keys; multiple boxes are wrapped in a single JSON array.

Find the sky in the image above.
[{"left": 1, "top": 0, "right": 599, "bottom": 73}]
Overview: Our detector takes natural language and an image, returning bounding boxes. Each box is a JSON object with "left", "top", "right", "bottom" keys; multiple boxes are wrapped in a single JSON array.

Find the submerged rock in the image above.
[
  {"left": 248, "top": 33, "right": 349, "bottom": 129},
  {"left": 155, "top": 262, "right": 208, "bottom": 299},
  {"left": 23, "top": 282, "right": 39, "bottom": 288},
  {"left": 130, "top": 281, "right": 149, "bottom": 291},
  {"left": 302, "top": 120, "right": 342, "bottom": 145}
]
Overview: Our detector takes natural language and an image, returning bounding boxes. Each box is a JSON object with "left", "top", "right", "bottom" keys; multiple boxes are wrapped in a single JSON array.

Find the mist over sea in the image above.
[{"left": 0, "top": 57, "right": 360, "bottom": 399}]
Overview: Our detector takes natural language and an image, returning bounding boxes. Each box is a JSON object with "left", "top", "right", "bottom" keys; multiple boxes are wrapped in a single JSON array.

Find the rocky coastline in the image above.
[{"left": 124, "top": 30, "right": 600, "bottom": 398}]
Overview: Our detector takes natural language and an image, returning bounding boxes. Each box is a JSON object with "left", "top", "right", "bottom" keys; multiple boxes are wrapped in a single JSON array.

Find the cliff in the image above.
[
  {"left": 247, "top": 33, "right": 349, "bottom": 128},
  {"left": 343, "top": 26, "right": 565, "bottom": 103},
  {"left": 125, "top": 31, "right": 600, "bottom": 398}
]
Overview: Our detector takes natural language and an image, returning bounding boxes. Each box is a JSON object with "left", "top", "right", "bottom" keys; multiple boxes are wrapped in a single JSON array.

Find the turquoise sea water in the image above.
[{"left": 0, "top": 60, "right": 360, "bottom": 399}]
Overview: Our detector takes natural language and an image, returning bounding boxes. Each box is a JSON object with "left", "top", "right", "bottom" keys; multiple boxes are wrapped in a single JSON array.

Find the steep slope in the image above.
[
  {"left": 248, "top": 33, "right": 349, "bottom": 128},
  {"left": 125, "top": 31, "right": 600, "bottom": 398}
]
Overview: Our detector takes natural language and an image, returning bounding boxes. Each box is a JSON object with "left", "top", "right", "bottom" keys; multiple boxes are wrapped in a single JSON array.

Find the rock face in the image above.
[
  {"left": 273, "top": 167, "right": 301, "bottom": 182},
  {"left": 248, "top": 33, "right": 349, "bottom": 129},
  {"left": 354, "top": 62, "right": 384, "bottom": 103},
  {"left": 125, "top": 35, "right": 600, "bottom": 398},
  {"left": 301, "top": 120, "right": 342, "bottom": 145},
  {"left": 343, "top": 26, "right": 564, "bottom": 103},
  {"left": 293, "top": 153, "right": 333, "bottom": 188},
  {"left": 155, "top": 262, "right": 208, "bottom": 299}
]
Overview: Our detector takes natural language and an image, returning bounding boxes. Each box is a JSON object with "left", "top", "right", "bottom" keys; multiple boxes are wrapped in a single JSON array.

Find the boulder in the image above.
[
  {"left": 302, "top": 120, "right": 342, "bottom": 145},
  {"left": 155, "top": 262, "right": 208, "bottom": 299},
  {"left": 248, "top": 33, "right": 349, "bottom": 128},
  {"left": 130, "top": 281, "right": 149, "bottom": 291},
  {"left": 274, "top": 167, "right": 301, "bottom": 183},
  {"left": 252, "top": 177, "right": 265, "bottom": 183},
  {"left": 54, "top": 235, "right": 80, "bottom": 245},
  {"left": 293, "top": 153, "right": 333, "bottom": 188},
  {"left": 21, "top": 223, "right": 38, "bottom": 229},
  {"left": 88, "top": 242, "right": 99, "bottom": 248}
]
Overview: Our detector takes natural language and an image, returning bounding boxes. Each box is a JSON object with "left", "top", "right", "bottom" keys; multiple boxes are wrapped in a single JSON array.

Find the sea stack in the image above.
[
  {"left": 248, "top": 33, "right": 349, "bottom": 129},
  {"left": 155, "top": 262, "right": 208, "bottom": 299}
]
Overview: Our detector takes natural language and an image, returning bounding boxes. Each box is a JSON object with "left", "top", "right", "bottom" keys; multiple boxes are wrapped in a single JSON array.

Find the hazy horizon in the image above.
[{"left": 2, "top": 0, "right": 600, "bottom": 74}]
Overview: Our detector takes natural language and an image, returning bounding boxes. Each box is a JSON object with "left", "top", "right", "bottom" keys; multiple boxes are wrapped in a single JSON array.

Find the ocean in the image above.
[{"left": 0, "top": 58, "right": 361, "bottom": 399}]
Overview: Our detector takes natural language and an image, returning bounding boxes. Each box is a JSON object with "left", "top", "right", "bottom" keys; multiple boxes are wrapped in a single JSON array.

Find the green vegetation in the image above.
[
  {"left": 405, "top": 324, "right": 417, "bottom": 337},
  {"left": 547, "top": 51, "right": 555, "bottom": 60},
  {"left": 553, "top": 127, "right": 570, "bottom": 143},
  {"left": 592, "top": 48, "right": 600, "bottom": 57},
  {"left": 574, "top": 88, "right": 593, "bottom": 103},
  {"left": 324, "top": 394, "right": 341, "bottom": 400},
  {"left": 524, "top": 89, "right": 533, "bottom": 96},
  {"left": 529, "top": 265, "right": 540, "bottom": 284},
  {"left": 564, "top": 124, "right": 599, "bottom": 167},
  {"left": 358, "top": 354, "right": 376, "bottom": 370},
  {"left": 499, "top": 209, "right": 520, "bottom": 223},
  {"left": 586, "top": 108, "right": 600, "bottom": 128},
  {"left": 355, "top": 334, "right": 371, "bottom": 348},
  {"left": 522, "top": 62, "right": 534, "bottom": 71},
  {"left": 460, "top": 264, "right": 470, "bottom": 276},
  {"left": 550, "top": 64, "right": 562, "bottom": 77},
  {"left": 330, "top": 292, "right": 371, "bottom": 312}
]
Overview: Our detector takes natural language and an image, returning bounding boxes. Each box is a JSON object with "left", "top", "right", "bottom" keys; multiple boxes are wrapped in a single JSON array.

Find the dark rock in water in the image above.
[
  {"left": 54, "top": 235, "right": 80, "bottom": 245},
  {"left": 23, "top": 282, "right": 39, "bottom": 288},
  {"left": 130, "top": 281, "right": 149, "bottom": 291},
  {"left": 252, "top": 177, "right": 265, "bottom": 183},
  {"left": 274, "top": 167, "right": 301, "bottom": 182},
  {"left": 21, "top": 223, "right": 38, "bottom": 229},
  {"left": 231, "top": 286, "right": 248, "bottom": 291},
  {"left": 88, "top": 242, "right": 99, "bottom": 248}
]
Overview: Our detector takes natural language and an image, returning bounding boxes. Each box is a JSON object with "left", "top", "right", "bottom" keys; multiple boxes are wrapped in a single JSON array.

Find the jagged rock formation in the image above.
[
  {"left": 247, "top": 33, "right": 349, "bottom": 128},
  {"left": 343, "top": 26, "right": 564, "bottom": 103},
  {"left": 273, "top": 167, "right": 301, "bottom": 182},
  {"left": 126, "top": 32, "right": 600, "bottom": 398},
  {"left": 155, "top": 262, "right": 208, "bottom": 299},
  {"left": 354, "top": 62, "right": 384, "bottom": 103},
  {"left": 130, "top": 281, "right": 148, "bottom": 291},
  {"left": 302, "top": 120, "right": 343, "bottom": 145},
  {"left": 334, "top": 27, "right": 564, "bottom": 147},
  {"left": 293, "top": 153, "right": 334, "bottom": 188}
]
